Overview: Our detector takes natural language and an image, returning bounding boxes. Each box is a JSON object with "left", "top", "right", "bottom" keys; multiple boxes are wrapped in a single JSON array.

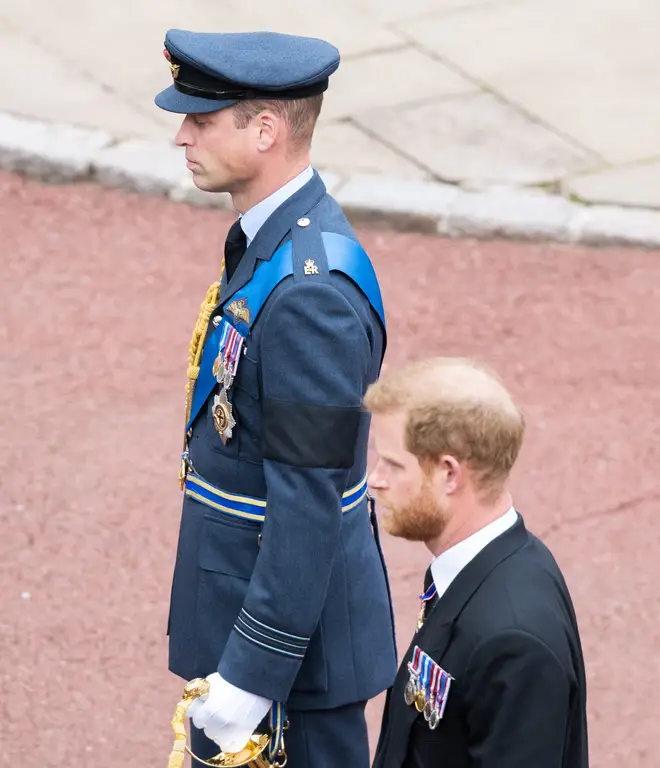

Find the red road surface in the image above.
[{"left": 1, "top": 171, "right": 658, "bottom": 767}]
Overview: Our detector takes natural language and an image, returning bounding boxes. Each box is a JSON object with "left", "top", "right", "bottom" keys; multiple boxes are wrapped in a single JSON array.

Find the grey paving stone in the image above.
[
  {"left": 400, "top": 0, "right": 660, "bottom": 164},
  {"left": 312, "top": 121, "right": 430, "bottom": 181},
  {"left": 359, "top": 0, "right": 494, "bottom": 23},
  {"left": 0, "top": 112, "right": 111, "bottom": 181},
  {"left": 0, "top": 25, "right": 170, "bottom": 142},
  {"left": 573, "top": 206, "right": 660, "bottom": 248},
  {"left": 355, "top": 93, "right": 593, "bottom": 187},
  {"left": 565, "top": 162, "right": 660, "bottom": 210},
  {"left": 322, "top": 46, "right": 474, "bottom": 121},
  {"left": 444, "top": 187, "right": 579, "bottom": 240},
  {"left": 92, "top": 139, "right": 188, "bottom": 196}
]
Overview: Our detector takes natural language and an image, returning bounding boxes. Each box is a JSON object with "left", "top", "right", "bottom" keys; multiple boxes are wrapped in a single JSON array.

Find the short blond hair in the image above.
[
  {"left": 364, "top": 357, "right": 525, "bottom": 495},
  {"left": 232, "top": 94, "right": 323, "bottom": 151}
]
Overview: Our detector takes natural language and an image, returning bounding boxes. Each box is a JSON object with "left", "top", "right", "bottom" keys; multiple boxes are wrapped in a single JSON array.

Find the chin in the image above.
[
  {"left": 189, "top": 173, "right": 209, "bottom": 190},
  {"left": 192, "top": 175, "right": 229, "bottom": 194}
]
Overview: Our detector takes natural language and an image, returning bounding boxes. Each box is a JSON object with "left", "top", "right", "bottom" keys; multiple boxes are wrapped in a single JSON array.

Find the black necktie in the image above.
[
  {"left": 224, "top": 219, "right": 247, "bottom": 282},
  {"left": 423, "top": 565, "right": 434, "bottom": 593},
  {"left": 423, "top": 566, "right": 438, "bottom": 619}
]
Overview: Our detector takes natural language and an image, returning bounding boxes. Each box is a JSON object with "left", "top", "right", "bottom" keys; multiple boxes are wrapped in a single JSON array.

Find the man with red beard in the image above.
[{"left": 366, "top": 357, "right": 588, "bottom": 768}]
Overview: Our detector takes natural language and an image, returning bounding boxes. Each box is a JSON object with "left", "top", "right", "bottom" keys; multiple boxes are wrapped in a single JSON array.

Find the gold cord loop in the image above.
[
  {"left": 184, "top": 279, "right": 222, "bottom": 428},
  {"left": 179, "top": 262, "right": 224, "bottom": 488}
]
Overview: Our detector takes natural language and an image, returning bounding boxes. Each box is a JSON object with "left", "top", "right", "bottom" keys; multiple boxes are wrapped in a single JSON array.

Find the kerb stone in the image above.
[
  {"left": 573, "top": 206, "right": 660, "bottom": 248},
  {"left": 336, "top": 175, "right": 458, "bottom": 231},
  {"left": 443, "top": 188, "right": 580, "bottom": 241},
  {"left": 0, "top": 112, "right": 111, "bottom": 182},
  {"left": 92, "top": 139, "right": 188, "bottom": 196}
]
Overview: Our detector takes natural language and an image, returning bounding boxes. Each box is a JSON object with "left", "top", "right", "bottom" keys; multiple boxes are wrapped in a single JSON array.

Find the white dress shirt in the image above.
[
  {"left": 240, "top": 165, "right": 314, "bottom": 246},
  {"left": 192, "top": 164, "right": 315, "bottom": 752},
  {"left": 430, "top": 507, "right": 518, "bottom": 601}
]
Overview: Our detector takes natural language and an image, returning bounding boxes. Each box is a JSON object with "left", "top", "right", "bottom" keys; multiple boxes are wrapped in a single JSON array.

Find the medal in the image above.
[
  {"left": 424, "top": 662, "right": 439, "bottom": 722},
  {"left": 213, "top": 355, "right": 223, "bottom": 380},
  {"left": 407, "top": 646, "right": 455, "bottom": 729},
  {"left": 417, "top": 654, "right": 431, "bottom": 714},
  {"left": 214, "top": 356, "right": 233, "bottom": 390},
  {"left": 416, "top": 581, "right": 437, "bottom": 632},
  {"left": 210, "top": 317, "right": 246, "bottom": 445},
  {"left": 404, "top": 678, "right": 415, "bottom": 706},
  {"left": 405, "top": 650, "right": 423, "bottom": 708},
  {"left": 405, "top": 658, "right": 420, "bottom": 707},
  {"left": 212, "top": 390, "right": 236, "bottom": 444}
]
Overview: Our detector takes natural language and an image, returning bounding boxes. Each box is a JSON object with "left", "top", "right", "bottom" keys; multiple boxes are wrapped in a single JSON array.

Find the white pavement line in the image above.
[
  {"left": 2, "top": 111, "right": 660, "bottom": 249},
  {"left": 0, "top": 112, "right": 112, "bottom": 182},
  {"left": 571, "top": 206, "right": 660, "bottom": 249},
  {"left": 92, "top": 139, "right": 189, "bottom": 196},
  {"left": 441, "top": 188, "right": 579, "bottom": 242},
  {"left": 336, "top": 175, "right": 459, "bottom": 232}
]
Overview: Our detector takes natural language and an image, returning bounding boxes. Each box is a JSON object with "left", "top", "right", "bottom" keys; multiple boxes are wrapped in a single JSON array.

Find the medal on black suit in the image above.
[
  {"left": 404, "top": 675, "right": 416, "bottom": 707},
  {"left": 406, "top": 645, "right": 454, "bottom": 729},
  {"left": 417, "top": 581, "right": 437, "bottom": 631}
]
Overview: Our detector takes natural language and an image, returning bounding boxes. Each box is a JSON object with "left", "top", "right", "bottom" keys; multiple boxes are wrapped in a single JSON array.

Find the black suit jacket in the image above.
[{"left": 373, "top": 515, "right": 588, "bottom": 768}]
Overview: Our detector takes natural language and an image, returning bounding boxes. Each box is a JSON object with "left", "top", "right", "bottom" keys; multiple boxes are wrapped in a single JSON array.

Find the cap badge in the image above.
[{"left": 163, "top": 48, "right": 180, "bottom": 79}]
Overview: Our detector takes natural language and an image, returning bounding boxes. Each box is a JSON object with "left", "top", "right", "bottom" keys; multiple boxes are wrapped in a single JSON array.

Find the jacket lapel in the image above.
[
  {"left": 374, "top": 515, "right": 529, "bottom": 768},
  {"left": 219, "top": 170, "right": 327, "bottom": 306},
  {"left": 425, "top": 515, "right": 528, "bottom": 646}
]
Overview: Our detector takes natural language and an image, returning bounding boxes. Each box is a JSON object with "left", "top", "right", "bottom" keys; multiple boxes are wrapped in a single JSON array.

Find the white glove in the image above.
[{"left": 187, "top": 672, "right": 272, "bottom": 753}]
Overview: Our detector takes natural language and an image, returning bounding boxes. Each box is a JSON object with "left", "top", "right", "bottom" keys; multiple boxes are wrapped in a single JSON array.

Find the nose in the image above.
[
  {"left": 368, "top": 460, "right": 388, "bottom": 492},
  {"left": 175, "top": 115, "right": 193, "bottom": 147}
]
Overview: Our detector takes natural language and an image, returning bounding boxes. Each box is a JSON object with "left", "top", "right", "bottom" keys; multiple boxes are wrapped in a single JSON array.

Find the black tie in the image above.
[
  {"left": 224, "top": 219, "right": 247, "bottom": 282},
  {"left": 423, "top": 565, "right": 434, "bottom": 593},
  {"left": 423, "top": 565, "right": 438, "bottom": 619}
]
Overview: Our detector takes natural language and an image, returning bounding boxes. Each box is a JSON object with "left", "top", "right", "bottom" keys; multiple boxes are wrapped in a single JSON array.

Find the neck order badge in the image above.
[{"left": 417, "top": 582, "right": 438, "bottom": 631}]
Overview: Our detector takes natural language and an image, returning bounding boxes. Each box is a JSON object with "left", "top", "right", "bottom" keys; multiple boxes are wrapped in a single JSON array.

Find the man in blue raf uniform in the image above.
[{"left": 154, "top": 29, "right": 397, "bottom": 767}]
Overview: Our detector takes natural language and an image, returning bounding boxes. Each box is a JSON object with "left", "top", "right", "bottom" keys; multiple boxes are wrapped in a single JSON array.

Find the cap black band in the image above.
[
  {"left": 169, "top": 53, "right": 328, "bottom": 102},
  {"left": 174, "top": 78, "right": 328, "bottom": 101}
]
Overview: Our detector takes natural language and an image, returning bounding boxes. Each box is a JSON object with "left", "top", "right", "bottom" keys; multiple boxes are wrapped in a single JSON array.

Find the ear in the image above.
[
  {"left": 255, "top": 111, "right": 278, "bottom": 152},
  {"left": 439, "top": 455, "right": 462, "bottom": 495}
]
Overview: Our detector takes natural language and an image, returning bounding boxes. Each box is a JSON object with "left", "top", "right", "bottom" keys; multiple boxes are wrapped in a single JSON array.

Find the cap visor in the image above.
[{"left": 154, "top": 85, "right": 236, "bottom": 114}]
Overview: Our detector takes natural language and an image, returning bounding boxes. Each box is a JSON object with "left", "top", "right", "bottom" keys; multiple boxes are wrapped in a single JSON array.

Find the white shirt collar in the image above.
[
  {"left": 239, "top": 165, "right": 314, "bottom": 246},
  {"left": 430, "top": 507, "right": 518, "bottom": 600}
]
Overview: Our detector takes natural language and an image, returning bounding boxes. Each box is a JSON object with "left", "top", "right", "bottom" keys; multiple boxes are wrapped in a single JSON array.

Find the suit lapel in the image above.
[
  {"left": 219, "top": 170, "right": 327, "bottom": 306},
  {"left": 425, "top": 515, "right": 528, "bottom": 648},
  {"left": 374, "top": 515, "right": 529, "bottom": 768}
]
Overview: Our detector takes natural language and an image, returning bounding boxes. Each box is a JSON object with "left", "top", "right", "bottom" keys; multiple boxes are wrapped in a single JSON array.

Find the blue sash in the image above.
[{"left": 187, "top": 232, "right": 385, "bottom": 431}]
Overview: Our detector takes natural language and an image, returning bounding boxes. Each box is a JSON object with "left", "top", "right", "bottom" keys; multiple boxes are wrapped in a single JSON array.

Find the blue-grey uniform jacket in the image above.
[{"left": 167, "top": 170, "right": 397, "bottom": 711}]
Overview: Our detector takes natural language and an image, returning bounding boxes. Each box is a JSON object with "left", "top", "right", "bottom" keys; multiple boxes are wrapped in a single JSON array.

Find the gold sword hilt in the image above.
[{"left": 168, "top": 678, "right": 278, "bottom": 768}]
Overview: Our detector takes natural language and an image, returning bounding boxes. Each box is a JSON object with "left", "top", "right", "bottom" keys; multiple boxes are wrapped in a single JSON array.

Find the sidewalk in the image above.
[{"left": 2, "top": 0, "right": 660, "bottom": 214}]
